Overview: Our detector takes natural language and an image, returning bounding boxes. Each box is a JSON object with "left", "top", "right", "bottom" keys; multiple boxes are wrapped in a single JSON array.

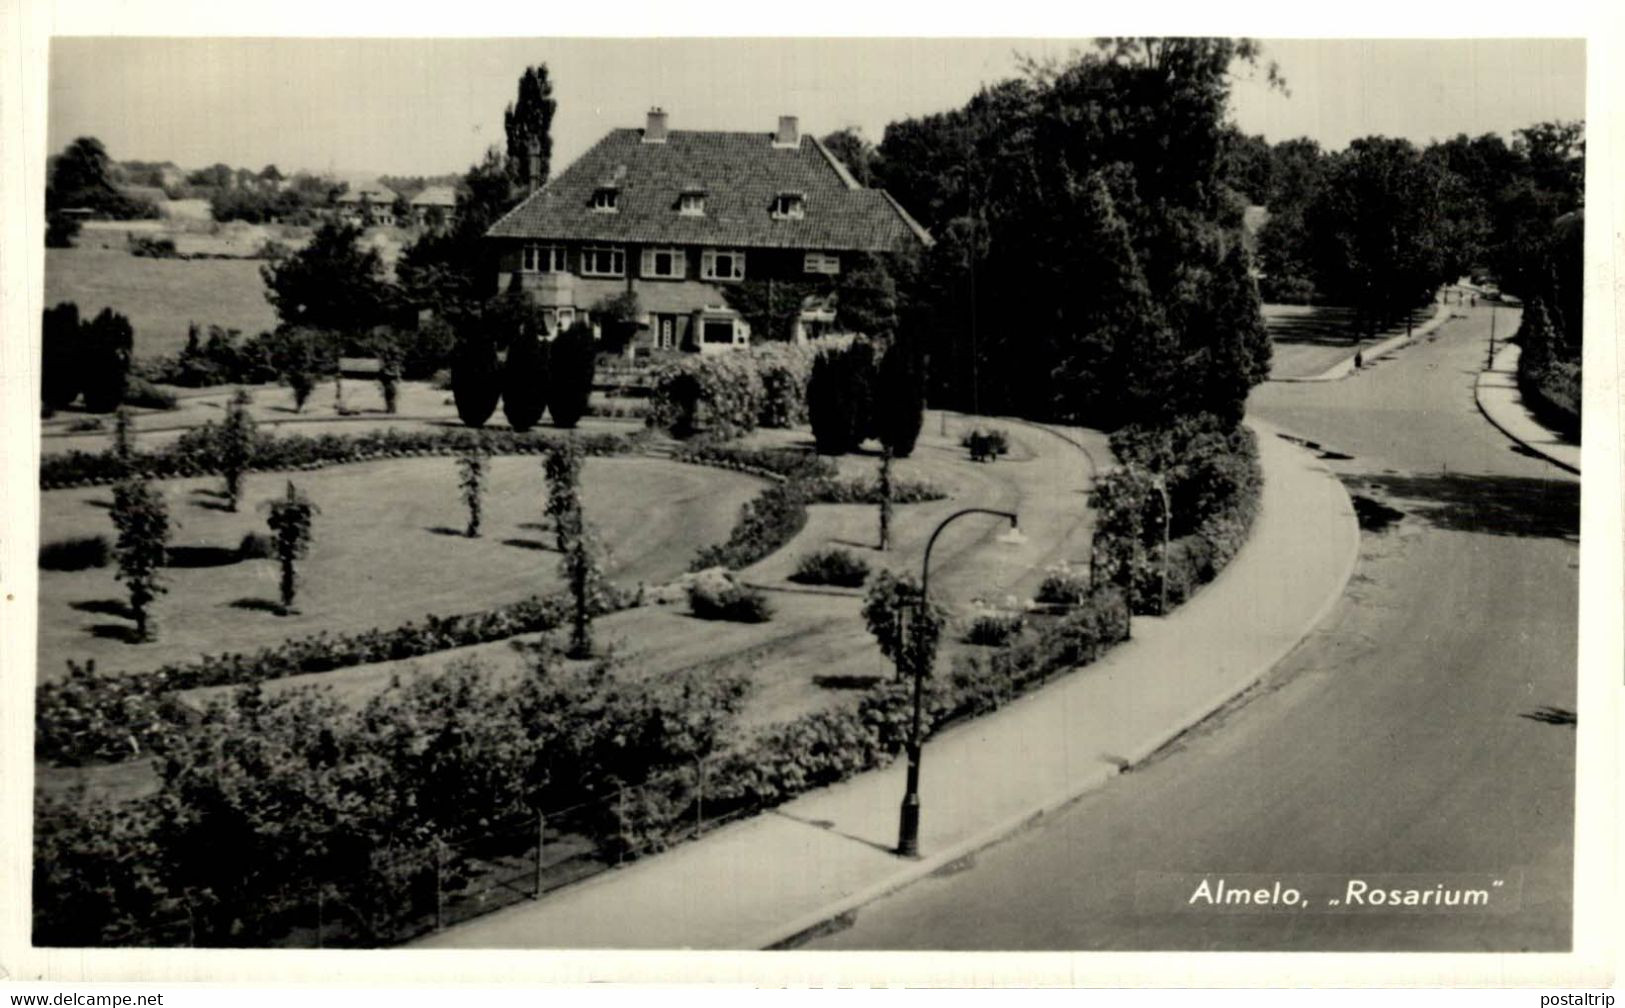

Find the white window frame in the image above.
[
  {"left": 701, "top": 249, "right": 746, "bottom": 282},
  {"left": 522, "top": 244, "right": 567, "bottom": 273},
  {"left": 580, "top": 246, "right": 626, "bottom": 278},
  {"left": 803, "top": 251, "right": 841, "bottom": 275},
  {"left": 641, "top": 247, "right": 685, "bottom": 280},
  {"left": 771, "top": 194, "right": 806, "bottom": 219},
  {"left": 679, "top": 193, "right": 706, "bottom": 216},
  {"left": 591, "top": 188, "right": 619, "bottom": 212}
]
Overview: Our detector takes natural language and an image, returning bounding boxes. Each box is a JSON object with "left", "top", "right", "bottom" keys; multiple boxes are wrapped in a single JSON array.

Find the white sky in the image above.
[{"left": 46, "top": 37, "right": 1586, "bottom": 180}]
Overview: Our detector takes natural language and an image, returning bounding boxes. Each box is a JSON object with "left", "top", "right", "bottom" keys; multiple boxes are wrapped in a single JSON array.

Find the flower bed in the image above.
[
  {"left": 35, "top": 583, "right": 640, "bottom": 766},
  {"left": 40, "top": 426, "right": 642, "bottom": 490}
]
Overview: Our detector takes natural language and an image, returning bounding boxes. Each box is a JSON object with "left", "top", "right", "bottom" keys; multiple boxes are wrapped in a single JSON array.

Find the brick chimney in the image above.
[
  {"left": 644, "top": 107, "right": 669, "bottom": 143},
  {"left": 526, "top": 136, "right": 542, "bottom": 195},
  {"left": 774, "top": 115, "right": 799, "bottom": 148}
]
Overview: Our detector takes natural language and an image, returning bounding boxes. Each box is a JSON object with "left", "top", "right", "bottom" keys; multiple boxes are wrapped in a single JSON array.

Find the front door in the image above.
[{"left": 658, "top": 315, "right": 676, "bottom": 350}]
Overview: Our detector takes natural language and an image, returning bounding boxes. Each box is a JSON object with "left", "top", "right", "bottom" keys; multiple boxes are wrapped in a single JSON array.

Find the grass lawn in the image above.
[
  {"left": 1265, "top": 303, "right": 1440, "bottom": 379},
  {"left": 36, "top": 454, "right": 764, "bottom": 680},
  {"left": 44, "top": 247, "right": 280, "bottom": 359}
]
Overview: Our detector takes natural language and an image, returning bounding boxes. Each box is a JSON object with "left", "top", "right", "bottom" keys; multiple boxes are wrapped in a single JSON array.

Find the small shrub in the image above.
[
  {"left": 1035, "top": 562, "right": 1091, "bottom": 606},
  {"left": 691, "top": 481, "right": 810, "bottom": 572},
  {"left": 963, "top": 610, "right": 1025, "bottom": 646},
  {"left": 39, "top": 535, "right": 112, "bottom": 571},
  {"left": 791, "top": 548, "right": 870, "bottom": 587},
  {"left": 962, "top": 428, "right": 1009, "bottom": 462},
  {"left": 122, "top": 377, "right": 177, "bottom": 411},
  {"left": 236, "top": 531, "right": 274, "bottom": 560},
  {"left": 688, "top": 581, "right": 773, "bottom": 622},
  {"left": 128, "top": 234, "right": 179, "bottom": 259}
]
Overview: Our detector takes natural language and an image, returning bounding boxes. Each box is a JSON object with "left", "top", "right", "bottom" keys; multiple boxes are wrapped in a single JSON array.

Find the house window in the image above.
[
  {"left": 641, "top": 247, "right": 684, "bottom": 279},
  {"left": 679, "top": 193, "right": 705, "bottom": 216},
  {"left": 522, "top": 245, "right": 566, "bottom": 273},
  {"left": 701, "top": 249, "right": 746, "bottom": 281},
  {"left": 803, "top": 252, "right": 840, "bottom": 275},
  {"left": 580, "top": 247, "right": 625, "bottom": 277},
  {"left": 591, "top": 188, "right": 619, "bottom": 212},
  {"left": 556, "top": 308, "right": 576, "bottom": 334},
  {"left": 771, "top": 193, "right": 806, "bottom": 219},
  {"left": 703, "top": 319, "right": 738, "bottom": 344}
]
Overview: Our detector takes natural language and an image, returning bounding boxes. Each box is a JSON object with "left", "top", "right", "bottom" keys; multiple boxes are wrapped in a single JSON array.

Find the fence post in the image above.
[
  {"left": 433, "top": 842, "right": 444, "bottom": 932},
  {"left": 534, "top": 810, "right": 546, "bottom": 899}
]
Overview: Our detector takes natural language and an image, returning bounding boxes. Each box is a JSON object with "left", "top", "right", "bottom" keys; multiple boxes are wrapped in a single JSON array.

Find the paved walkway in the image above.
[
  {"left": 411, "top": 418, "right": 1359, "bottom": 950},
  {"left": 1270, "top": 302, "right": 1453, "bottom": 383},
  {"left": 1475, "top": 343, "right": 1580, "bottom": 474}
]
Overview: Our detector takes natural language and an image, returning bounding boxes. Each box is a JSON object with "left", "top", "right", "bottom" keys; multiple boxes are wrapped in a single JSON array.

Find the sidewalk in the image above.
[
  {"left": 411, "top": 418, "right": 1360, "bottom": 950},
  {"left": 1271, "top": 302, "right": 1453, "bottom": 383},
  {"left": 1476, "top": 343, "right": 1581, "bottom": 474}
]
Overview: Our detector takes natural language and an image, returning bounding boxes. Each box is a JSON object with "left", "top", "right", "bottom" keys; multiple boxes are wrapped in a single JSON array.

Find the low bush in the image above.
[
  {"left": 1034, "top": 561, "right": 1091, "bottom": 606},
  {"left": 137, "top": 325, "right": 282, "bottom": 388},
  {"left": 128, "top": 235, "right": 179, "bottom": 259},
  {"left": 647, "top": 353, "right": 765, "bottom": 440},
  {"left": 691, "top": 481, "right": 810, "bottom": 572},
  {"left": 791, "top": 548, "right": 869, "bottom": 587},
  {"left": 687, "top": 580, "right": 773, "bottom": 622},
  {"left": 40, "top": 425, "right": 639, "bottom": 490},
  {"left": 34, "top": 581, "right": 642, "bottom": 766},
  {"left": 122, "top": 377, "right": 177, "bottom": 411},
  {"left": 962, "top": 610, "right": 1026, "bottom": 646},
  {"left": 803, "top": 476, "right": 945, "bottom": 505},
  {"left": 236, "top": 531, "right": 274, "bottom": 560},
  {"left": 962, "top": 428, "right": 1009, "bottom": 462},
  {"left": 671, "top": 442, "right": 836, "bottom": 483},
  {"left": 39, "top": 535, "right": 112, "bottom": 571}
]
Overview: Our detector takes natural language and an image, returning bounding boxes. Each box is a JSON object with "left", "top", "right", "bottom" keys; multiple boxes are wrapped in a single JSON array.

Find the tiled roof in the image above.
[
  {"left": 487, "top": 128, "right": 930, "bottom": 252},
  {"left": 336, "top": 185, "right": 398, "bottom": 205},
  {"left": 410, "top": 185, "right": 458, "bottom": 207}
]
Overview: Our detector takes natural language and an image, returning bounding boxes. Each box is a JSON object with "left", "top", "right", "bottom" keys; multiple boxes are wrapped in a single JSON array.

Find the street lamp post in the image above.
[
  {"left": 1150, "top": 475, "right": 1172, "bottom": 616},
  {"left": 896, "top": 507, "right": 1023, "bottom": 859}
]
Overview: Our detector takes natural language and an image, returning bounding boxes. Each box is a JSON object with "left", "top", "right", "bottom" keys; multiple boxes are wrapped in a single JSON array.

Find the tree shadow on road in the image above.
[{"left": 1350, "top": 472, "right": 1578, "bottom": 540}]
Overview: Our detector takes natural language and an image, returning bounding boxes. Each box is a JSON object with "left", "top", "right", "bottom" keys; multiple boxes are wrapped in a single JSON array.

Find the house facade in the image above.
[
  {"left": 334, "top": 184, "right": 400, "bottom": 227},
  {"left": 410, "top": 185, "right": 458, "bottom": 229},
  {"left": 485, "top": 109, "right": 930, "bottom": 351}
]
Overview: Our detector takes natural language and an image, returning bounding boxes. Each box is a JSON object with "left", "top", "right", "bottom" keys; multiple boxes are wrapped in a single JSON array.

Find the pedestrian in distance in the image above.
[{"left": 1354, "top": 349, "right": 1364, "bottom": 370}]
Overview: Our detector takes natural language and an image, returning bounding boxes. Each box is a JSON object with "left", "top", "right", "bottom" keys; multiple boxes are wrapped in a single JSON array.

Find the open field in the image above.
[
  {"left": 36, "top": 454, "right": 765, "bottom": 679},
  {"left": 44, "top": 247, "right": 280, "bottom": 359},
  {"left": 1265, "top": 303, "right": 1438, "bottom": 379}
]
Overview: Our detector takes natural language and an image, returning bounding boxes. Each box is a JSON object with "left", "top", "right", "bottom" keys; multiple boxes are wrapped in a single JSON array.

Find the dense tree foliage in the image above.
[
  {"left": 875, "top": 339, "right": 925, "bottom": 458},
  {"left": 41, "top": 302, "right": 83, "bottom": 412},
  {"left": 873, "top": 39, "right": 1278, "bottom": 430},
  {"left": 547, "top": 323, "right": 598, "bottom": 428},
  {"left": 47, "top": 137, "right": 156, "bottom": 219},
  {"left": 109, "top": 478, "right": 170, "bottom": 641},
  {"left": 808, "top": 340, "right": 877, "bottom": 455},
  {"left": 79, "top": 308, "right": 136, "bottom": 414},
  {"left": 261, "top": 221, "right": 396, "bottom": 335},
  {"left": 819, "top": 127, "right": 879, "bottom": 187},
  {"left": 501, "top": 331, "right": 549, "bottom": 432},
  {"left": 505, "top": 65, "right": 558, "bottom": 193},
  {"left": 453, "top": 334, "right": 502, "bottom": 429}
]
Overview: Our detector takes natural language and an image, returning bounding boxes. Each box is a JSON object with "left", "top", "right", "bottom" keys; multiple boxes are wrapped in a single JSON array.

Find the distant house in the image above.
[
  {"left": 409, "top": 185, "right": 458, "bottom": 229},
  {"left": 485, "top": 108, "right": 931, "bottom": 351},
  {"left": 334, "top": 183, "right": 400, "bottom": 227}
]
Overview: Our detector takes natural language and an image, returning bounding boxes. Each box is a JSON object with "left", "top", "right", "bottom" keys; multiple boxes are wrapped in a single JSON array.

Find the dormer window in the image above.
[
  {"left": 591, "top": 188, "right": 619, "bottom": 212},
  {"left": 771, "top": 192, "right": 806, "bottom": 220},
  {"left": 679, "top": 191, "right": 706, "bottom": 216}
]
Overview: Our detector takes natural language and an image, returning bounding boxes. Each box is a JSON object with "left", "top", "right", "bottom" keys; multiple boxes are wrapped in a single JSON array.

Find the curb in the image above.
[
  {"left": 1474, "top": 344, "right": 1581, "bottom": 475},
  {"left": 1270, "top": 302, "right": 1453, "bottom": 383},
  {"left": 747, "top": 417, "right": 1362, "bottom": 950}
]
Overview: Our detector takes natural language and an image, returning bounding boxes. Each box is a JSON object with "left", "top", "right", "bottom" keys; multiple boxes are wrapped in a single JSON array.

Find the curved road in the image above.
[{"left": 805, "top": 302, "right": 1578, "bottom": 952}]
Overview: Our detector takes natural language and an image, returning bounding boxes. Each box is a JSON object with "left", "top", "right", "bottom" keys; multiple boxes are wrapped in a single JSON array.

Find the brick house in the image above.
[
  {"left": 485, "top": 109, "right": 931, "bottom": 352},
  {"left": 410, "top": 185, "right": 458, "bottom": 229}
]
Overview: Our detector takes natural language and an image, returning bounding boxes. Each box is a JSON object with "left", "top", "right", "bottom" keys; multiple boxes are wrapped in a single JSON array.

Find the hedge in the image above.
[
  {"left": 40, "top": 425, "right": 641, "bottom": 491},
  {"left": 35, "top": 583, "right": 640, "bottom": 766}
]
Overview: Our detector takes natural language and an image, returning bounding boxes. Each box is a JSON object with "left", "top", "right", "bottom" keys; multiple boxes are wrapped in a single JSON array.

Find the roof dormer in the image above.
[
  {"left": 771, "top": 190, "right": 806, "bottom": 220},
  {"left": 678, "top": 185, "right": 707, "bottom": 216}
]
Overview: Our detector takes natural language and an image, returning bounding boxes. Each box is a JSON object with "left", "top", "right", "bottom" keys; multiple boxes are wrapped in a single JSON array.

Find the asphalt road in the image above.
[{"left": 804, "top": 302, "right": 1578, "bottom": 952}]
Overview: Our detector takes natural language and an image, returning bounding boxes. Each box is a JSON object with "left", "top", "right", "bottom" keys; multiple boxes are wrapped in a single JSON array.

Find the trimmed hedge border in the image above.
[
  {"left": 40, "top": 426, "right": 644, "bottom": 491},
  {"left": 35, "top": 584, "right": 640, "bottom": 766}
]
